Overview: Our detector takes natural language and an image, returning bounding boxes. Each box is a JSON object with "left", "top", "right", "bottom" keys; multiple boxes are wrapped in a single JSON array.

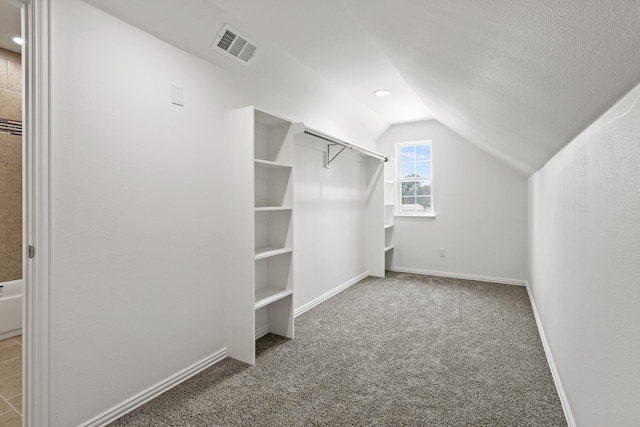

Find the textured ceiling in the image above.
[
  {"left": 346, "top": 0, "right": 640, "bottom": 174},
  {"left": 84, "top": 0, "right": 640, "bottom": 175},
  {"left": 210, "top": 0, "right": 434, "bottom": 125}
]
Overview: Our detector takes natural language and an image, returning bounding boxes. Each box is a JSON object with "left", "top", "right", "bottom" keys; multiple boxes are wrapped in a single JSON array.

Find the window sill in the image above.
[{"left": 395, "top": 214, "right": 436, "bottom": 221}]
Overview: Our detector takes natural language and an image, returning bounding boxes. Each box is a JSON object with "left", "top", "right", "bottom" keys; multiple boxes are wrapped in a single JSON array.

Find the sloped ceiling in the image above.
[
  {"left": 346, "top": 0, "right": 640, "bottom": 174},
  {"left": 85, "top": 0, "right": 640, "bottom": 175}
]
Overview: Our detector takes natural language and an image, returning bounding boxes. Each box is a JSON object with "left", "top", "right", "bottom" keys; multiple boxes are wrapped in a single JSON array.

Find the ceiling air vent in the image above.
[{"left": 213, "top": 24, "right": 259, "bottom": 65}]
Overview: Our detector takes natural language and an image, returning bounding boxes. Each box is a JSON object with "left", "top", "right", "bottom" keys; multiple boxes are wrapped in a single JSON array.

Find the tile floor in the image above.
[{"left": 0, "top": 335, "right": 21, "bottom": 427}]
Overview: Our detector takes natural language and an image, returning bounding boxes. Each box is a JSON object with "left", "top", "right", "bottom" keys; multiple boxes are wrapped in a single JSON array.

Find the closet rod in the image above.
[{"left": 304, "top": 127, "right": 388, "bottom": 163}]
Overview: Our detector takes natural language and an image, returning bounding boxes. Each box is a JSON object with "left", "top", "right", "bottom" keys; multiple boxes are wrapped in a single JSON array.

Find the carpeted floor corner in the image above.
[{"left": 109, "top": 272, "right": 567, "bottom": 426}]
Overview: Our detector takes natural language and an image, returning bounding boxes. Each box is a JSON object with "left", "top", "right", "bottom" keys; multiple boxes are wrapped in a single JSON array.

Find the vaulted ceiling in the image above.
[{"left": 85, "top": 0, "right": 640, "bottom": 175}]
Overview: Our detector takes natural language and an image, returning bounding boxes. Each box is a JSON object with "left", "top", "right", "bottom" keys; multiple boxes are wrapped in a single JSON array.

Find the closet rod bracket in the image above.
[
  {"left": 326, "top": 143, "right": 346, "bottom": 168},
  {"left": 304, "top": 128, "right": 388, "bottom": 166}
]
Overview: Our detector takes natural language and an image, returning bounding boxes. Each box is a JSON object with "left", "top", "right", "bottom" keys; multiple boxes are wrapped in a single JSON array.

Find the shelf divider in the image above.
[
  {"left": 255, "top": 288, "right": 293, "bottom": 310},
  {"left": 255, "top": 206, "right": 293, "bottom": 212},
  {"left": 255, "top": 247, "right": 293, "bottom": 260},
  {"left": 255, "top": 159, "right": 292, "bottom": 169}
]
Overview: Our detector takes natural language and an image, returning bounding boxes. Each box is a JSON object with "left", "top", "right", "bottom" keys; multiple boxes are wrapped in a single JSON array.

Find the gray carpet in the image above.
[{"left": 110, "top": 272, "right": 567, "bottom": 426}]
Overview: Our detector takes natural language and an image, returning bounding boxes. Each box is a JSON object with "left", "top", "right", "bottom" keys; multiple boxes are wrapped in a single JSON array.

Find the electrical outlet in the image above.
[{"left": 439, "top": 248, "right": 446, "bottom": 257}]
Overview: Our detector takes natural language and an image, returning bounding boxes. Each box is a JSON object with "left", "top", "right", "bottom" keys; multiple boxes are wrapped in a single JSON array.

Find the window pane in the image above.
[
  {"left": 401, "top": 181, "right": 416, "bottom": 197},
  {"left": 415, "top": 161, "right": 431, "bottom": 178},
  {"left": 401, "top": 197, "right": 417, "bottom": 211},
  {"left": 416, "top": 196, "right": 431, "bottom": 213},
  {"left": 416, "top": 180, "right": 431, "bottom": 196},
  {"left": 416, "top": 144, "right": 431, "bottom": 161},
  {"left": 396, "top": 142, "right": 433, "bottom": 216},
  {"left": 400, "top": 162, "right": 415, "bottom": 178},
  {"left": 400, "top": 145, "right": 415, "bottom": 162}
]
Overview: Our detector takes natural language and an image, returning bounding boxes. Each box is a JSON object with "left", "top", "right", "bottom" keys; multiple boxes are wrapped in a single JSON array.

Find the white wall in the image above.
[
  {"left": 49, "top": 1, "right": 380, "bottom": 425},
  {"left": 292, "top": 134, "right": 370, "bottom": 312},
  {"left": 82, "top": 0, "right": 387, "bottom": 152},
  {"left": 377, "top": 120, "right": 528, "bottom": 283},
  {"left": 528, "top": 83, "right": 640, "bottom": 426}
]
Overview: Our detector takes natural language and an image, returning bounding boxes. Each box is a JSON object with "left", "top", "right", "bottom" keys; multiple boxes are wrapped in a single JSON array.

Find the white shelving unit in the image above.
[
  {"left": 224, "top": 106, "right": 296, "bottom": 365},
  {"left": 384, "top": 180, "right": 395, "bottom": 271},
  {"left": 365, "top": 158, "right": 386, "bottom": 278}
]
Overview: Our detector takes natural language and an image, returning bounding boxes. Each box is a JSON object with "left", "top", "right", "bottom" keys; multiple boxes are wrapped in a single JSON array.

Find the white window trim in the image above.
[
  {"left": 395, "top": 140, "right": 435, "bottom": 217},
  {"left": 395, "top": 214, "right": 437, "bottom": 220}
]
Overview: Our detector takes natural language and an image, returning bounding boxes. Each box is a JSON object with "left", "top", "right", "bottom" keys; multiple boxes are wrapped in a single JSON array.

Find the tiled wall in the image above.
[{"left": 0, "top": 48, "right": 22, "bottom": 282}]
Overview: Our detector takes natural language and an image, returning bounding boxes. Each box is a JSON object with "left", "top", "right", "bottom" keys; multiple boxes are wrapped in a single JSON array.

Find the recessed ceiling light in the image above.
[
  {"left": 373, "top": 89, "right": 391, "bottom": 97},
  {"left": 11, "top": 36, "right": 23, "bottom": 46}
]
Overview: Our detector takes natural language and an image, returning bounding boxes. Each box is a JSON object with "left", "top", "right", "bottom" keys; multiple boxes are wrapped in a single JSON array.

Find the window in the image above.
[{"left": 396, "top": 141, "right": 433, "bottom": 215}]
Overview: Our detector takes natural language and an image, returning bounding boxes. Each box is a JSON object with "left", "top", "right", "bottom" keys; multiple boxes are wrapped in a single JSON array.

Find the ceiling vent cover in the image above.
[{"left": 213, "top": 24, "right": 259, "bottom": 64}]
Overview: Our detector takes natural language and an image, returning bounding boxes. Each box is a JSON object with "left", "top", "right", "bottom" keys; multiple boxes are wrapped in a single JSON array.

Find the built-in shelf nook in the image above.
[{"left": 224, "top": 106, "right": 297, "bottom": 365}]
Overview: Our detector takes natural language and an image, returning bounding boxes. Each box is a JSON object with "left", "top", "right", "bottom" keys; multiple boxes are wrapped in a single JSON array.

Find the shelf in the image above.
[
  {"left": 255, "top": 159, "right": 292, "bottom": 169},
  {"left": 255, "top": 209, "right": 292, "bottom": 255},
  {"left": 255, "top": 111, "right": 293, "bottom": 165},
  {"left": 385, "top": 245, "right": 395, "bottom": 252},
  {"left": 255, "top": 247, "right": 293, "bottom": 260},
  {"left": 254, "top": 205, "right": 290, "bottom": 210},
  {"left": 384, "top": 224, "right": 394, "bottom": 229},
  {"left": 255, "top": 164, "right": 293, "bottom": 208},
  {"left": 255, "top": 206, "right": 292, "bottom": 212},
  {"left": 255, "top": 288, "right": 293, "bottom": 310}
]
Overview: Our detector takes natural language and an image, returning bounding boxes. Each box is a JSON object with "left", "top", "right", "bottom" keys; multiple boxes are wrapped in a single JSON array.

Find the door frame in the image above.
[{"left": 10, "top": 0, "right": 51, "bottom": 425}]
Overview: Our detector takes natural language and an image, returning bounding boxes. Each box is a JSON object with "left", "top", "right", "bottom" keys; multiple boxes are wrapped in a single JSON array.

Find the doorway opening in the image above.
[{"left": 0, "top": 0, "right": 24, "bottom": 424}]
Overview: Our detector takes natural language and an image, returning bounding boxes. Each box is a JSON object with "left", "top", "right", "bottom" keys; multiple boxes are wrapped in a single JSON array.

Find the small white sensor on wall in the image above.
[
  {"left": 172, "top": 84, "right": 184, "bottom": 107},
  {"left": 373, "top": 89, "right": 391, "bottom": 97}
]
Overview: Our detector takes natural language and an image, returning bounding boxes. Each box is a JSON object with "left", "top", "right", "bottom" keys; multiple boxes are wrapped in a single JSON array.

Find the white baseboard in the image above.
[
  {"left": 255, "top": 324, "right": 269, "bottom": 340},
  {"left": 393, "top": 266, "right": 526, "bottom": 286},
  {"left": 525, "top": 282, "right": 576, "bottom": 427},
  {"left": 0, "top": 329, "right": 21, "bottom": 341},
  {"left": 81, "top": 348, "right": 228, "bottom": 427},
  {"left": 293, "top": 272, "right": 368, "bottom": 317}
]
